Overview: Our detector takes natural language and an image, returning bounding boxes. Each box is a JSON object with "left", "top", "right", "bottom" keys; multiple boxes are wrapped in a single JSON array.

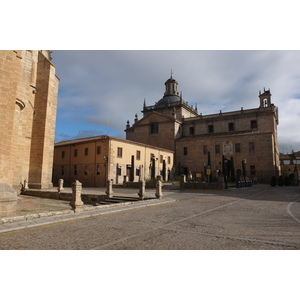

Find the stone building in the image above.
[
  {"left": 280, "top": 151, "right": 300, "bottom": 182},
  {"left": 0, "top": 50, "right": 59, "bottom": 192},
  {"left": 53, "top": 135, "right": 174, "bottom": 187},
  {"left": 126, "top": 75, "right": 280, "bottom": 183}
]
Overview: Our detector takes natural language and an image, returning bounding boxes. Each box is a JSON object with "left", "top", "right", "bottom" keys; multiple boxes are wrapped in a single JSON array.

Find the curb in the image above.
[{"left": 0, "top": 197, "right": 176, "bottom": 225}]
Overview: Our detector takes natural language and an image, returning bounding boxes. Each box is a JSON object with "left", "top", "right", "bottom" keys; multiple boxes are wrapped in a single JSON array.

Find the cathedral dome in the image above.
[{"left": 156, "top": 95, "right": 180, "bottom": 106}]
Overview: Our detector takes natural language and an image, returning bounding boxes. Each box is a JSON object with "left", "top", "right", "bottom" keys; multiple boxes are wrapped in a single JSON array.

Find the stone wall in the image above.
[{"left": 0, "top": 50, "right": 59, "bottom": 191}]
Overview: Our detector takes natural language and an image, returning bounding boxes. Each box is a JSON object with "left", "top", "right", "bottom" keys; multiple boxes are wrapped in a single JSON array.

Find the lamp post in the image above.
[
  {"left": 242, "top": 159, "right": 246, "bottom": 181},
  {"left": 224, "top": 158, "right": 228, "bottom": 189},
  {"left": 103, "top": 155, "right": 108, "bottom": 187}
]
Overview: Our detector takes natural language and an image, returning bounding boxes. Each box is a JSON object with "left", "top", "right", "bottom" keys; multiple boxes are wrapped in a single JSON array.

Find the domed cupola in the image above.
[
  {"left": 164, "top": 73, "right": 179, "bottom": 97},
  {"left": 156, "top": 72, "right": 181, "bottom": 106}
]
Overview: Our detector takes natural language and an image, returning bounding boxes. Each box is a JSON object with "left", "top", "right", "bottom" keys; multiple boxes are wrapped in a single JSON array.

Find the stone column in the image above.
[
  {"left": 180, "top": 174, "right": 186, "bottom": 190},
  {"left": 155, "top": 176, "right": 163, "bottom": 200},
  {"left": 138, "top": 180, "right": 146, "bottom": 200},
  {"left": 70, "top": 180, "right": 84, "bottom": 212},
  {"left": 57, "top": 179, "right": 64, "bottom": 192},
  {"left": 106, "top": 180, "right": 113, "bottom": 198}
]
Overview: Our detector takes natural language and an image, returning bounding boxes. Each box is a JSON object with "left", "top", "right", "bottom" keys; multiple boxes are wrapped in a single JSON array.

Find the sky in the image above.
[
  {"left": 3, "top": 0, "right": 300, "bottom": 295},
  {"left": 52, "top": 50, "right": 300, "bottom": 153}
]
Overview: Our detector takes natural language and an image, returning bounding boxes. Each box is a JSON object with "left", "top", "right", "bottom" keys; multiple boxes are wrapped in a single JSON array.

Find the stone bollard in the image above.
[
  {"left": 123, "top": 175, "right": 127, "bottom": 187},
  {"left": 57, "top": 179, "right": 64, "bottom": 192},
  {"left": 138, "top": 180, "right": 146, "bottom": 200},
  {"left": 155, "top": 176, "right": 163, "bottom": 200},
  {"left": 20, "top": 180, "right": 29, "bottom": 193},
  {"left": 218, "top": 175, "right": 225, "bottom": 189},
  {"left": 106, "top": 180, "right": 113, "bottom": 198},
  {"left": 180, "top": 174, "right": 186, "bottom": 190},
  {"left": 24, "top": 180, "right": 29, "bottom": 190},
  {"left": 70, "top": 180, "right": 84, "bottom": 212}
]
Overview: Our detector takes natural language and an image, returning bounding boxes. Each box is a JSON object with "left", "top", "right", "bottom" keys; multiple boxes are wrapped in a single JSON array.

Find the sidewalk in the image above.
[{"left": 0, "top": 187, "right": 174, "bottom": 225}]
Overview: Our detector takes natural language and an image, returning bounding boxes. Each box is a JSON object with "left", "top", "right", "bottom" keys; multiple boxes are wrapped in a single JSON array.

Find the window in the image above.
[
  {"left": 117, "top": 166, "right": 121, "bottom": 176},
  {"left": 61, "top": 166, "right": 64, "bottom": 175},
  {"left": 97, "top": 146, "right": 101, "bottom": 154},
  {"left": 203, "top": 145, "right": 208, "bottom": 155},
  {"left": 74, "top": 165, "right": 77, "bottom": 175},
  {"left": 160, "top": 155, "right": 163, "bottom": 163},
  {"left": 189, "top": 127, "right": 195, "bottom": 135},
  {"left": 150, "top": 122, "right": 159, "bottom": 134},
  {"left": 251, "top": 120, "right": 258, "bottom": 129},
  {"left": 84, "top": 165, "right": 88, "bottom": 175},
  {"left": 249, "top": 142, "right": 255, "bottom": 153},
  {"left": 97, "top": 165, "right": 100, "bottom": 175},
  {"left": 235, "top": 143, "right": 241, "bottom": 153},
  {"left": 183, "top": 147, "right": 188, "bottom": 155},
  {"left": 136, "top": 150, "right": 141, "bottom": 160},
  {"left": 208, "top": 125, "right": 214, "bottom": 133},
  {"left": 74, "top": 149, "right": 78, "bottom": 157},
  {"left": 228, "top": 122, "right": 235, "bottom": 131},
  {"left": 84, "top": 148, "right": 89, "bottom": 156},
  {"left": 136, "top": 167, "right": 140, "bottom": 177},
  {"left": 250, "top": 165, "right": 256, "bottom": 176},
  {"left": 168, "top": 156, "right": 171, "bottom": 164},
  {"left": 117, "top": 147, "right": 123, "bottom": 158},
  {"left": 61, "top": 151, "right": 65, "bottom": 158},
  {"left": 215, "top": 144, "right": 220, "bottom": 154}
]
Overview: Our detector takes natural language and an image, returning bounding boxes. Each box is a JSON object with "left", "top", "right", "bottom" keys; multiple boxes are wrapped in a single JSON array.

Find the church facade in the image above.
[
  {"left": 126, "top": 75, "right": 280, "bottom": 183},
  {"left": 0, "top": 50, "right": 59, "bottom": 191}
]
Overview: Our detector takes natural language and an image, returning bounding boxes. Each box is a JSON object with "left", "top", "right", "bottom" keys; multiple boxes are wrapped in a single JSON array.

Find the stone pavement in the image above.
[{"left": 0, "top": 187, "right": 177, "bottom": 226}]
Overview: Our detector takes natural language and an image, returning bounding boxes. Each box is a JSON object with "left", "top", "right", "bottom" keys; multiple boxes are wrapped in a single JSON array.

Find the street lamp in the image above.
[{"left": 224, "top": 158, "right": 228, "bottom": 189}]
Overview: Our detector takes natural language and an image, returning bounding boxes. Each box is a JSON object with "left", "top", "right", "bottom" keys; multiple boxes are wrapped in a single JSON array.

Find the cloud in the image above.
[{"left": 52, "top": 50, "right": 300, "bottom": 151}]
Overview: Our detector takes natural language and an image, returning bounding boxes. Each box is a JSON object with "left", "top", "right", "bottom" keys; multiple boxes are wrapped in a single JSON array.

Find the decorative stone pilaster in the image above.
[
  {"left": 138, "top": 180, "right": 146, "bottom": 200},
  {"left": 57, "top": 179, "right": 64, "bottom": 192},
  {"left": 155, "top": 176, "right": 163, "bottom": 200},
  {"left": 106, "top": 180, "right": 113, "bottom": 198},
  {"left": 70, "top": 180, "right": 84, "bottom": 212}
]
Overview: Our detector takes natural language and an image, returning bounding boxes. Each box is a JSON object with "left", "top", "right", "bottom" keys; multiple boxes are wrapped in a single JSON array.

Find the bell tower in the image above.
[{"left": 259, "top": 88, "right": 272, "bottom": 108}]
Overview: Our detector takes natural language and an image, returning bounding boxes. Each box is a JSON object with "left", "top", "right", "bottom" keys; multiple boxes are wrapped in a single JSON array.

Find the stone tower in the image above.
[
  {"left": 0, "top": 50, "right": 59, "bottom": 213},
  {"left": 126, "top": 74, "right": 198, "bottom": 151}
]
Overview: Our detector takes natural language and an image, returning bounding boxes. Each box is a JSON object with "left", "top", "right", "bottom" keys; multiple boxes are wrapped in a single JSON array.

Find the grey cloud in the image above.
[{"left": 52, "top": 50, "right": 300, "bottom": 151}]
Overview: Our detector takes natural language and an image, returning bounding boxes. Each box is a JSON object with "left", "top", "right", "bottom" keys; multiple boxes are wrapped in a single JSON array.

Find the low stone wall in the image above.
[
  {"left": 22, "top": 190, "right": 106, "bottom": 205},
  {"left": 0, "top": 183, "right": 18, "bottom": 217},
  {"left": 180, "top": 174, "right": 225, "bottom": 190},
  {"left": 182, "top": 182, "right": 224, "bottom": 190},
  {"left": 122, "top": 182, "right": 156, "bottom": 189}
]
